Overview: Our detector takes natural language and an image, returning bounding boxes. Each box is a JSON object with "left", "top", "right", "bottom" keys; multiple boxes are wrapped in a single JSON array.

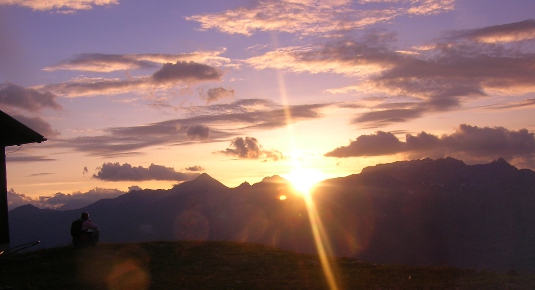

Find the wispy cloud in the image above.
[
  {"left": 43, "top": 50, "right": 230, "bottom": 72},
  {"left": 451, "top": 19, "right": 535, "bottom": 43},
  {"left": 247, "top": 20, "right": 535, "bottom": 127},
  {"left": 93, "top": 162, "right": 199, "bottom": 181},
  {"left": 325, "top": 124, "right": 535, "bottom": 169},
  {"left": 246, "top": 32, "right": 399, "bottom": 76},
  {"left": 50, "top": 99, "right": 328, "bottom": 157},
  {"left": 407, "top": 0, "right": 455, "bottom": 15},
  {"left": 483, "top": 98, "right": 535, "bottom": 110},
  {"left": 6, "top": 154, "right": 55, "bottom": 162},
  {"left": 198, "top": 87, "right": 235, "bottom": 104},
  {"left": 0, "top": 0, "right": 119, "bottom": 12},
  {"left": 187, "top": 0, "right": 453, "bottom": 36},
  {"left": 39, "top": 61, "right": 224, "bottom": 98}
]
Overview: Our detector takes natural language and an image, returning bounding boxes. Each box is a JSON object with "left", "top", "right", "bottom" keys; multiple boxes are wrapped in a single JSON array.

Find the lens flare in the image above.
[
  {"left": 303, "top": 191, "right": 340, "bottom": 290},
  {"left": 275, "top": 63, "right": 340, "bottom": 289}
]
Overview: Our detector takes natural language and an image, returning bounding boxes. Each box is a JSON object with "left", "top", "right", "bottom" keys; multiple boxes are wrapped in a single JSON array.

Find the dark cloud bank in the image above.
[
  {"left": 0, "top": 83, "right": 61, "bottom": 112},
  {"left": 0, "top": 83, "right": 61, "bottom": 137},
  {"left": 93, "top": 162, "right": 200, "bottom": 182},
  {"left": 326, "top": 124, "right": 535, "bottom": 169}
]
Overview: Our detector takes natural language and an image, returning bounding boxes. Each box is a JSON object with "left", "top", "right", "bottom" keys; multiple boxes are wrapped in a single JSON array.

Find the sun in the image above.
[{"left": 284, "top": 167, "right": 325, "bottom": 195}]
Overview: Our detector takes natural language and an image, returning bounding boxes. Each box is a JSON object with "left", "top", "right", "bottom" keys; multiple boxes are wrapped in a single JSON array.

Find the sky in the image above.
[{"left": 1, "top": 0, "right": 535, "bottom": 209}]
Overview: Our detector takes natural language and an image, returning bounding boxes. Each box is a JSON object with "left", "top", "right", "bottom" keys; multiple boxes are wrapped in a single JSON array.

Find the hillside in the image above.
[
  {"left": 2, "top": 241, "right": 535, "bottom": 289},
  {"left": 8, "top": 157, "right": 535, "bottom": 274}
]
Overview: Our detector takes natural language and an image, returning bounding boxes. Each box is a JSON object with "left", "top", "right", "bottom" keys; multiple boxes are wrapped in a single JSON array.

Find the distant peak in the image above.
[
  {"left": 10, "top": 203, "right": 40, "bottom": 213},
  {"left": 236, "top": 181, "right": 251, "bottom": 188},
  {"left": 493, "top": 157, "right": 508, "bottom": 164},
  {"left": 490, "top": 157, "right": 515, "bottom": 168},
  {"left": 191, "top": 173, "right": 224, "bottom": 184},
  {"left": 195, "top": 172, "right": 214, "bottom": 181},
  {"left": 259, "top": 175, "right": 289, "bottom": 184},
  {"left": 17, "top": 204, "right": 38, "bottom": 210},
  {"left": 182, "top": 172, "right": 228, "bottom": 190}
]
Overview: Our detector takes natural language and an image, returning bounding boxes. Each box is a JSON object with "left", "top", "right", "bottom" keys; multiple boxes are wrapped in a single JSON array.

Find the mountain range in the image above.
[{"left": 9, "top": 157, "right": 535, "bottom": 273}]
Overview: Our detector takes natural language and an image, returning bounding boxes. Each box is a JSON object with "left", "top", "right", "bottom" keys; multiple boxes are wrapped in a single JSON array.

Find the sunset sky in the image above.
[{"left": 1, "top": 0, "right": 535, "bottom": 209}]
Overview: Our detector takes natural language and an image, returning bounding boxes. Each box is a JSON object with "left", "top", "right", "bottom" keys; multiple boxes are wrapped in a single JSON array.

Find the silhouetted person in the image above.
[{"left": 72, "top": 212, "right": 99, "bottom": 248}]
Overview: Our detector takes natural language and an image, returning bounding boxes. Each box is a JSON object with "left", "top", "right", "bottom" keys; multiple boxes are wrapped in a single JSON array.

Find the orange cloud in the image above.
[
  {"left": 187, "top": 0, "right": 453, "bottom": 36},
  {"left": 44, "top": 50, "right": 230, "bottom": 73},
  {"left": 0, "top": 0, "right": 118, "bottom": 12}
]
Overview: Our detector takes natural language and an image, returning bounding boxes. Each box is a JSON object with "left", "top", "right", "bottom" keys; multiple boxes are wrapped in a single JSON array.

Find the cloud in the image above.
[
  {"left": 51, "top": 99, "right": 327, "bottom": 157},
  {"left": 248, "top": 20, "right": 535, "bottom": 127},
  {"left": 0, "top": 0, "right": 119, "bottom": 12},
  {"left": 7, "top": 189, "right": 35, "bottom": 210},
  {"left": 185, "top": 165, "right": 205, "bottom": 172},
  {"left": 0, "top": 83, "right": 61, "bottom": 112},
  {"left": 5, "top": 113, "right": 59, "bottom": 137},
  {"left": 452, "top": 19, "right": 535, "bottom": 43},
  {"left": 199, "top": 87, "right": 235, "bottom": 104},
  {"left": 184, "top": 98, "right": 280, "bottom": 115},
  {"left": 484, "top": 98, "right": 535, "bottom": 110},
  {"left": 28, "top": 172, "right": 53, "bottom": 177},
  {"left": 5, "top": 154, "right": 55, "bottom": 162},
  {"left": 38, "top": 77, "right": 147, "bottom": 98},
  {"left": 39, "top": 61, "right": 223, "bottom": 98},
  {"left": 152, "top": 61, "right": 223, "bottom": 84},
  {"left": 218, "top": 136, "right": 285, "bottom": 161},
  {"left": 44, "top": 53, "right": 158, "bottom": 72},
  {"left": 186, "top": 125, "right": 210, "bottom": 140},
  {"left": 325, "top": 124, "right": 535, "bottom": 169},
  {"left": 43, "top": 50, "right": 230, "bottom": 72},
  {"left": 40, "top": 188, "right": 124, "bottom": 210},
  {"left": 325, "top": 130, "right": 405, "bottom": 157},
  {"left": 352, "top": 107, "right": 425, "bottom": 127},
  {"left": 128, "top": 185, "right": 143, "bottom": 192},
  {"left": 7, "top": 187, "right": 125, "bottom": 210},
  {"left": 186, "top": 0, "right": 453, "bottom": 36},
  {"left": 246, "top": 32, "right": 401, "bottom": 76},
  {"left": 407, "top": 0, "right": 455, "bottom": 15},
  {"left": 93, "top": 162, "right": 200, "bottom": 181}
]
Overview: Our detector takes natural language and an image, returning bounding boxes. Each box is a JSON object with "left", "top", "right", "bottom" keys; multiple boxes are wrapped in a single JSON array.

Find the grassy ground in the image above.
[{"left": 1, "top": 241, "right": 535, "bottom": 289}]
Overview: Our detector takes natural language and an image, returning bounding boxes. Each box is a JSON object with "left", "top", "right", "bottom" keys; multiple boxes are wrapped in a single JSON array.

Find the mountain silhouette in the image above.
[{"left": 8, "top": 157, "right": 535, "bottom": 273}]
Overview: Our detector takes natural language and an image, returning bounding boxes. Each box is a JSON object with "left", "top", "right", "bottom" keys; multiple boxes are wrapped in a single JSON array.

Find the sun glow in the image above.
[{"left": 284, "top": 167, "right": 325, "bottom": 195}]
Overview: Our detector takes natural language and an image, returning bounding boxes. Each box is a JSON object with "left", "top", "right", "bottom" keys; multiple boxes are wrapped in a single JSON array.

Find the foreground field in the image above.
[{"left": 1, "top": 241, "right": 534, "bottom": 289}]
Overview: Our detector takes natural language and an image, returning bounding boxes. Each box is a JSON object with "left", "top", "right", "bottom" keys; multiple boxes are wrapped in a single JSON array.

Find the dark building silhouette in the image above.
[{"left": 0, "top": 110, "right": 46, "bottom": 247}]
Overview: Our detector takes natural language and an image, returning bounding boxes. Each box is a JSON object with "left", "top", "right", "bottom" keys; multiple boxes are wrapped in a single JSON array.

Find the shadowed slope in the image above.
[{"left": 2, "top": 241, "right": 535, "bottom": 289}]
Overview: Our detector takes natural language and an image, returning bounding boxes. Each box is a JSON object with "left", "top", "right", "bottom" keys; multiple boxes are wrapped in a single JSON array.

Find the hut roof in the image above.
[{"left": 0, "top": 110, "right": 47, "bottom": 147}]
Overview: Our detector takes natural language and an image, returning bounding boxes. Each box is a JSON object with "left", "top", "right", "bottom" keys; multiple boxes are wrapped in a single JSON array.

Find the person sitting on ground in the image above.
[
  {"left": 72, "top": 212, "right": 100, "bottom": 248},
  {"left": 81, "top": 212, "right": 99, "bottom": 246}
]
